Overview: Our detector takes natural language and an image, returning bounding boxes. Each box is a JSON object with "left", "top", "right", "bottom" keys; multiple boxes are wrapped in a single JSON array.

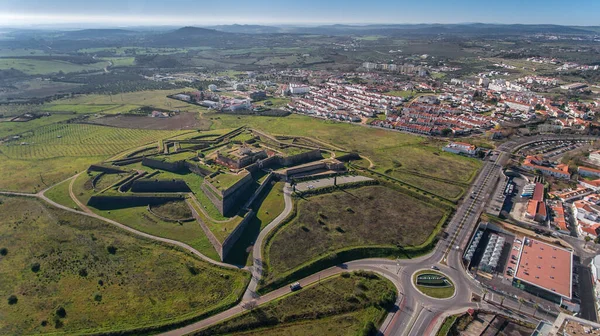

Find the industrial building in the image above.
[{"left": 512, "top": 238, "right": 573, "bottom": 304}]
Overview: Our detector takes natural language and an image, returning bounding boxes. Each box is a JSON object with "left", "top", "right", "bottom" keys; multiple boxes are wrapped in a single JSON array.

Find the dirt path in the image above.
[{"left": 0, "top": 175, "right": 242, "bottom": 271}]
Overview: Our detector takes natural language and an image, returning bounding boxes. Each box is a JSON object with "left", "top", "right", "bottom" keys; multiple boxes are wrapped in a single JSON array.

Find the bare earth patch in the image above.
[{"left": 86, "top": 112, "right": 205, "bottom": 130}]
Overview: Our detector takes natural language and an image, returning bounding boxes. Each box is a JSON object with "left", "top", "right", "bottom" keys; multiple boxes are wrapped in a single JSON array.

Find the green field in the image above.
[
  {"left": 151, "top": 200, "right": 193, "bottom": 220},
  {"left": 40, "top": 104, "right": 122, "bottom": 114},
  {"left": 44, "top": 178, "right": 80, "bottom": 210},
  {"left": 384, "top": 90, "right": 414, "bottom": 98},
  {"left": 0, "top": 156, "right": 102, "bottom": 193},
  {"left": 0, "top": 196, "right": 248, "bottom": 335},
  {"left": 197, "top": 272, "right": 395, "bottom": 336},
  {"left": 264, "top": 186, "right": 445, "bottom": 284},
  {"left": 0, "top": 58, "right": 108, "bottom": 75},
  {"left": 93, "top": 205, "right": 221, "bottom": 261},
  {"left": 1, "top": 124, "right": 185, "bottom": 160},
  {"left": 413, "top": 270, "right": 455, "bottom": 299},
  {"left": 101, "top": 57, "right": 136, "bottom": 67},
  {"left": 208, "top": 172, "right": 248, "bottom": 192},
  {"left": 52, "top": 89, "right": 206, "bottom": 112}
]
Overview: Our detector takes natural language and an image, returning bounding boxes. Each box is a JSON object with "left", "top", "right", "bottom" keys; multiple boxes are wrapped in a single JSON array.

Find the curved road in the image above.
[{"left": 2, "top": 134, "right": 595, "bottom": 336}]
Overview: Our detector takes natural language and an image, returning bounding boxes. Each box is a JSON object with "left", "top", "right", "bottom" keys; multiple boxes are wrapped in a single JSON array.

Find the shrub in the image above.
[
  {"left": 98, "top": 279, "right": 104, "bottom": 286},
  {"left": 335, "top": 226, "right": 345, "bottom": 233},
  {"left": 41, "top": 320, "right": 48, "bottom": 327},
  {"left": 7, "top": 295, "right": 18, "bottom": 305},
  {"left": 345, "top": 294, "right": 360, "bottom": 303},
  {"left": 31, "top": 262, "right": 41, "bottom": 273},
  {"left": 341, "top": 272, "right": 351, "bottom": 278},
  {"left": 107, "top": 245, "right": 117, "bottom": 255},
  {"left": 55, "top": 306, "right": 67, "bottom": 318},
  {"left": 78, "top": 268, "right": 88, "bottom": 277},
  {"left": 361, "top": 321, "right": 377, "bottom": 336},
  {"left": 93, "top": 293, "right": 102, "bottom": 302},
  {"left": 301, "top": 225, "right": 310, "bottom": 232},
  {"left": 186, "top": 263, "right": 200, "bottom": 275},
  {"left": 0, "top": 247, "right": 7, "bottom": 256}
]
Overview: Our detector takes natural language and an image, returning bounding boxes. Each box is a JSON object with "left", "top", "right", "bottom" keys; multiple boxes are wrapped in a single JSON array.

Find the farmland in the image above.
[
  {"left": 196, "top": 272, "right": 395, "bottom": 336},
  {"left": 264, "top": 186, "right": 446, "bottom": 284},
  {"left": 0, "top": 196, "right": 248, "bottom": 335},
  {"left": 1, "top": 124, "right": 185, "bottom": 160},
  {"left": 0, "top": 58, "right": 108, "bottom": 75},
  {"left": 0, "top": 123, "right": 185, "bottom": 192}
]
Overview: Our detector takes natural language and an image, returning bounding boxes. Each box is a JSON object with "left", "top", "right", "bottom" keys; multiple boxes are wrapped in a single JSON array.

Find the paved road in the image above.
[
  {"left": 3, "top": 133, "right": 595, "bottom": 336},
  {"left": 243, "top": 183, "right": 294, "bottom": 301}
]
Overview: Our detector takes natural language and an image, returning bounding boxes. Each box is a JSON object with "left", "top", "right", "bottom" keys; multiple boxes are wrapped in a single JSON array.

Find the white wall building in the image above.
[{"left": 289, "top": 83, "right": 310, "bottom": 95}]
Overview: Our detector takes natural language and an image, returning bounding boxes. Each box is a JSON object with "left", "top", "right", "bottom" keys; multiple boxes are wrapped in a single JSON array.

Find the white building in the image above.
[
  {"left": 289, "top": 83, "right": 310, "bottom": 95},
  {"left": 590, "top": 151, "right": 600, "bottom": 165},
  {"left": 442, "top": 142, "right": 478, "bottom": 156}
]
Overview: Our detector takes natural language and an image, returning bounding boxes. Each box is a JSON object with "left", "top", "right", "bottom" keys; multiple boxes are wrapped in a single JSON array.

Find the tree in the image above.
[
  {"left": 7, "top": 295, "right": 17, "bottom": 305},
  {"left": 441, "top": 128, "right": 453, "bottom": 137},
  {"left": 55, "top": 306, "right": 67, "bottom": 318},
  {"left": 585, "top": 235, "right": 592, "bottom": 248},
  {"left": 482, "top": 289, "right": 488, "bottom": 301},
  {"left": 533, "top": 303, "right": 539, "bottom": 317},
  {"left": 518, "top": 298, "right": 525, "bottom": 312},
  {"left": 500, "top": 296, "right": 505, "bottom": 307}
]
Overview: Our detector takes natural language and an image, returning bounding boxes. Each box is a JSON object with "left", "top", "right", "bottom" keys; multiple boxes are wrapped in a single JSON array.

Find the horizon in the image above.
[
  {"left": 1, "top": 22, "right": 599, "bottom": 31},
  {"left": 1, "top": 0, "right": 599, "bottom": 27}
]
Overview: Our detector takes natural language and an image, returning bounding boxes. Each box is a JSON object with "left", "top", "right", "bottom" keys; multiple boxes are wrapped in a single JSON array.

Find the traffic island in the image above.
[{"left": 412, "top": 269, "right": 456, "bottom": 299}]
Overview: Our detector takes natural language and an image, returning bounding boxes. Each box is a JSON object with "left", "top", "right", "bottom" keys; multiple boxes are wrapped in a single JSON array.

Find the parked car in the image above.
[{"left": 431, "top": 266, "right": 440, "bottom": 270}]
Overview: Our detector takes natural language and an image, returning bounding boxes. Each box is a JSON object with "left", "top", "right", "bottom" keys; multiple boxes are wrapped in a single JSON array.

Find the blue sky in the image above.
[{"left": 0, "top": 0, "right": 598, "bottom": 26}]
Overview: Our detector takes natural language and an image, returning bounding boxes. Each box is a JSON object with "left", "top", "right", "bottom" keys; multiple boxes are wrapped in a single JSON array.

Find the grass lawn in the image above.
[
  {"left": 389, "top": 171, "right": 465, "bottom": 200},
  {"left": 208, "top": 171, "right": 248, "bottom": 192},
  {"left": 0, "top": 196, "right": 248, "bottom": 335},
  {"left": 94, "top": 173, "right": 128, "bottom": 191},
  {"left": 197, "top": 272, "right": 395, "bottom": 336},
  {"left": 384, "top": 90, "right": 414, "bottom": 98},
  {"left": 44, "top": 179, "right": 80, "bottom": 210},
  {"left": 436, "top": 315, "right": 458, "bottom": 336},
  {"left": 150, "top": 200, "right": 193, "bottom": 220},
  {"left": 265, "top": 186, "right": 445, "bottom": 283},
  {"left": 92, "top": 205, "right": 220, "bottom": 261},
  {"left": 413, "top": 270, "right": 455, "bottom": 299},
  {"left": 0, "top": 156, "right": 102, "bottom": 193}
]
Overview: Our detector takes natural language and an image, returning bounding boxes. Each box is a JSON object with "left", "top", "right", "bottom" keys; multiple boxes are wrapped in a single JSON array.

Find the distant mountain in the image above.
[
  {"left": 59, "top": 29, "right": 139, "bottom": 39},
  {"left": 147, "top": 26, "right": 240, "bottom": 47},
  {"left": 208, "top": 24, "right": 283, "bottom": 34}
]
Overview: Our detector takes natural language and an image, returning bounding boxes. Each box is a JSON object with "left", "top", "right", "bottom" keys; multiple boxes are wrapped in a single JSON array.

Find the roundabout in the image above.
[{"left": 412, "top": 269, "right": 456, "bottom": 300}]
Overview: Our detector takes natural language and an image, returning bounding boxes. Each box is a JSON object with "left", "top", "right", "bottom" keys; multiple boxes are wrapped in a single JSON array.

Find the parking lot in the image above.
[
  {"left": 293, "top": 175, "right": 373, "bottom": 192},
  {"left": 517, "top": 140, "right": 589, "bottom": 161}
]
